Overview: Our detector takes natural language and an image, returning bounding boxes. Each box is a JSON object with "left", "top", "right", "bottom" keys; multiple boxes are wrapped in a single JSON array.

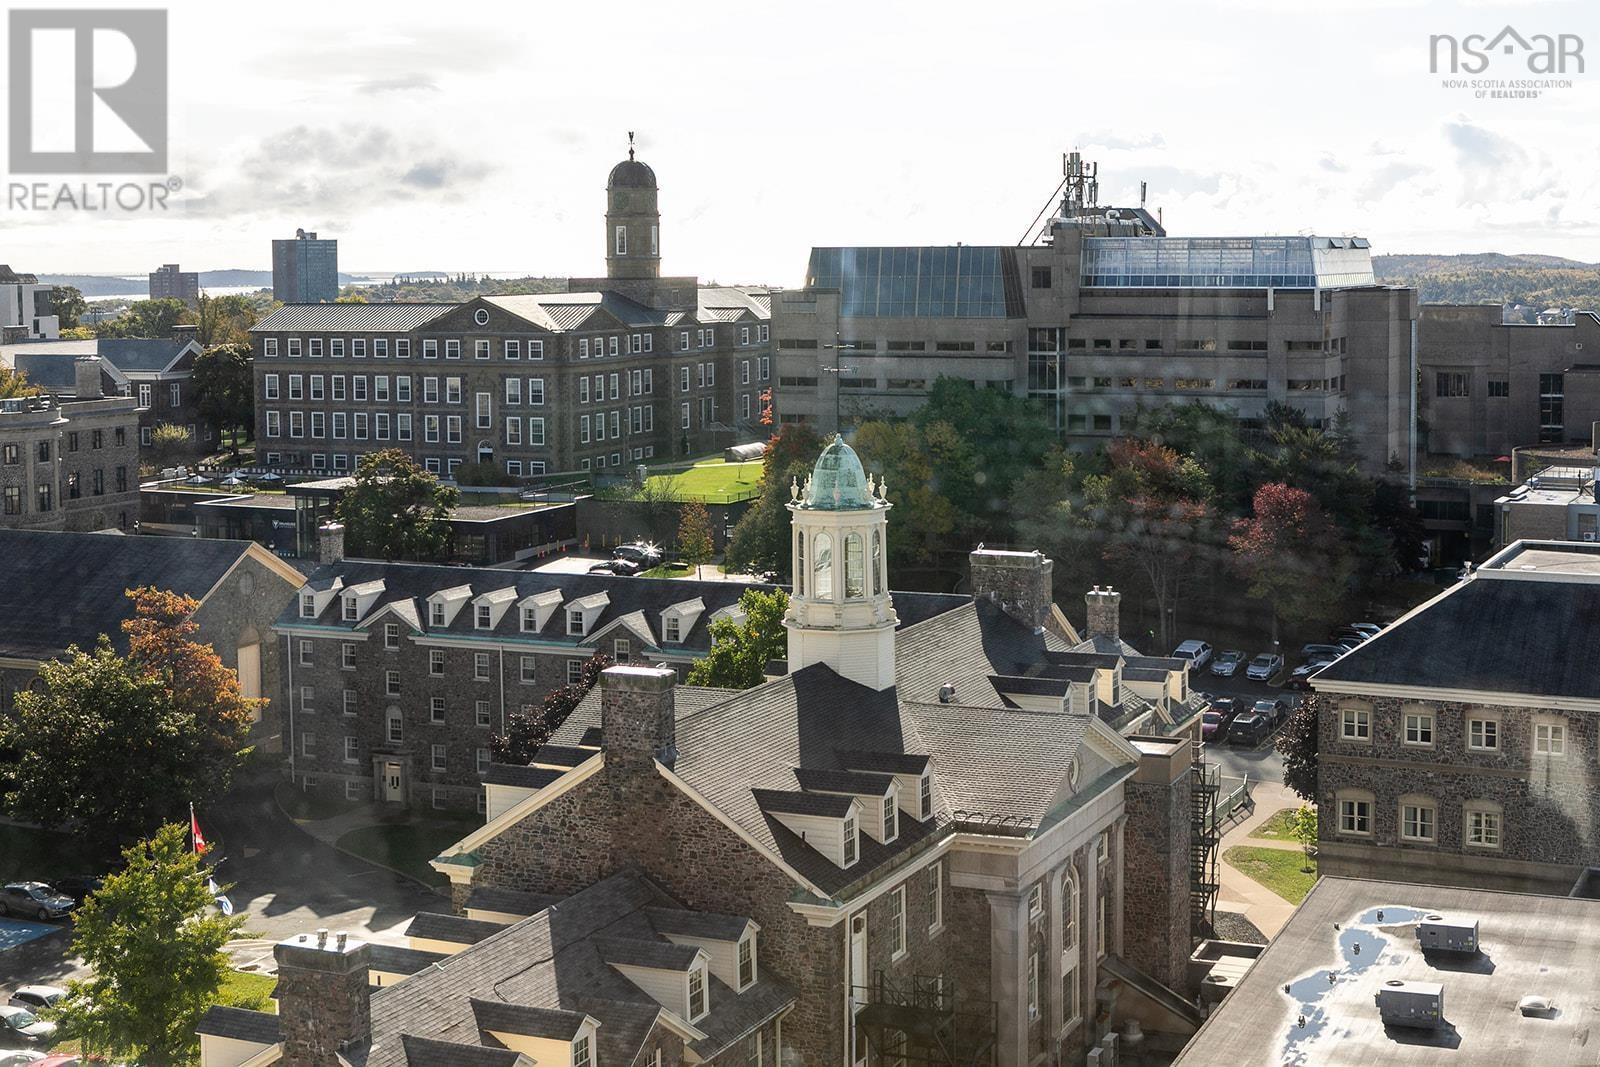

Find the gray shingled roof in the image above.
[
  {"left": 464, "top": 886, "right": 563, "bottom": 918},
  {"left": 592, "top": 936, "right": 702, "bottom": 971},
  {"left": 751, "top": 788, "right": 857, "bottom": 818},
  {"left": 469, "top": 999, "right": 585, "bottom": 1040},
  {"left": 195, "top": 1005, "right": 282, "bottom": 1044},
  {"left": 1313, "top": 575, "right": 1600, "bottom": 700},
  {"left": 399, "top": 1034, "right": 522, "bottom": 1067},
  {"left": 480, "top": 765, "right": 563, "bottom": 790},
  {"left": 351, "top": 872, "right": 793, "bottom": 1067},
  {"left": 370, "top": 943, "right": 449, "bottom": 977},
  {"left": 792, "top": 767, "right": 894, "bottom": 796},
  {"left": 406, "top": 912, "right": 506, "bottom": 946},
  {"left": 643, "top": 907, "right": 752, "bottom": 943},
  {"left": 252, "top": 303, "right": 455, "bottom": 332},
  {"left": 0, "top": 530, "right": 273, "bottom": 659}
]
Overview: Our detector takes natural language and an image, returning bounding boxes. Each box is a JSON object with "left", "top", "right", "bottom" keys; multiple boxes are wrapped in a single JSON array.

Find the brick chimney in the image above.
[
  {"left": 969, "top": 547, "right": 1055, "bottom": 634},
  {"left": 1085, "top": 586, "right": 1121, "bottom": 642},
  {"left": 73, "top": 356, "right": 103, "bottom": 400},
  {"left": 274, "top": 929, "right": 371, "bottom": 1066},
  {"left": 601, "top": 664, "right": 677, "bottom": 772}
]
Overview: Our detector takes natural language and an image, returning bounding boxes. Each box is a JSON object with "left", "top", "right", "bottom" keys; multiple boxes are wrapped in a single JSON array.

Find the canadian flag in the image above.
[{"left": 191, "top": 803, "right": 209, "bottom": 856}]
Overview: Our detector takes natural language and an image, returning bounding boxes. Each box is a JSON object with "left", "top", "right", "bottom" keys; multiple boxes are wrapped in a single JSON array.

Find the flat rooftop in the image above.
[
  {"left": 1480, "top": 540, "right": 1600, "bottom": 580},
  {"left": 1175, "top": 877, "right": 1600, "bottom": 1066}
]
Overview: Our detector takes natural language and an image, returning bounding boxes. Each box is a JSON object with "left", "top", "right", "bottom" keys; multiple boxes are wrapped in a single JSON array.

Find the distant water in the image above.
[{"left": 88, "top": 283, "right": 268, "bottom": 303}]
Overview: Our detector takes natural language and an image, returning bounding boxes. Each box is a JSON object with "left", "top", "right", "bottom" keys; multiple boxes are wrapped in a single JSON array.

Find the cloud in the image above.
[
  {"left": 182, "top": 123, "right": 493, "bottom": 223},
  {"left": 1076, "top": 129, "right": 1167, "bottom": 151},
  {"left": 357, "top": 74, "right": 439, "bottom": 95},
  {"left": 1357, "top": 161, "right": 1427, "bottom": 202}
]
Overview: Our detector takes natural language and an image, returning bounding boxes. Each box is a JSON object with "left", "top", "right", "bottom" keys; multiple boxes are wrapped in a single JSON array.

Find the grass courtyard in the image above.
[
  {"left": 336, "top": 816, "right": 478, "bottom": 887},
  {"left": 1223, "top": 845, "right": 1318, "bottom": 904},
  {"left": 636, "top": 458, "right": 764, "bottom": 504},
  {"left": 1248, "top": 808, "right": 1299, "bottom": 842}
]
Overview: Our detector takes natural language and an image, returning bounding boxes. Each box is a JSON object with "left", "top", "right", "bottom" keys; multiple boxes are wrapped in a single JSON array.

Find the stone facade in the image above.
[
  {"left": 1315, "top": 692, "right": 1598, "bottom": 894},
  {"left": 0, "top": 365, "right": 139, "bottom": 533},
  {"left": 1121, "top": 743, "right": 1194, "bottom": 992},
  {"left": 1084, "top": 587, "right": 1121, "bottom": 643},
  {"left": 969, "top": 548, "right": 1056, "bottom": 634},
  {"left": 274, "top": 934, "right": 371, "bottom": 1066}
]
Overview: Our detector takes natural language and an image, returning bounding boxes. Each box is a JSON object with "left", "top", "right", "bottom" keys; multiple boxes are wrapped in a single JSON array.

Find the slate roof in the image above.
[
  {"left": 277, "top": 559, "right": 965, "bottom": 663},
  {"left": 370, "top": 944, "right": 449, "bottom": 977},
  {"left": 0, "top": 530, "right": 271, "bottom": 659},
  {"left": 398, "top": 1035, "right": 522, "bottom": 1067},
  {"left": 469, "top": 998, "right": 586, "bottom": 1040},
  {"left": 642, "top": 907, "right": 752, "bottom": 943},
  {"left": 196, "top": 1005, "right": 283, "bottom": 1044},
  {"left": 1313, "top": 572, "right": 1600, "bottom": 700},
  {"left": 480, "top": 765, "right": 564, "bottom": 790},
  {"left": 251, "top": 303, "right": 456, "bottom": 333},
  {"left": 464, "top": 886, "right": 564, "bottom": 918},
  {"left": 342, "top": 872, "right": 793, "bottom": 1067},
  {"left": 406, "top": 912, "right": 506, "bottom": 946}
]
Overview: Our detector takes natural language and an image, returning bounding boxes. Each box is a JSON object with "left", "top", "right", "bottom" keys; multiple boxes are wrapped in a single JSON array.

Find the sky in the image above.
[{"left": 6, "top": 0, "right": 1600, "bottom": 284}]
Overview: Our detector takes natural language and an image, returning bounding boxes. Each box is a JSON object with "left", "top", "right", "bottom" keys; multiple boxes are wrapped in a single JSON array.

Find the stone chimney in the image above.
[
  {"left": 600, "top": 664, "right": 677, "bottom": 772},
  {"left": 274, "top": 929, "right": 371, "bottom": 1066},
  {"left": 317, "top": 522, "right": 345, "bottom": 563},
  {"left": 171, "top": 323, "right": 199, "bottom": 343},
  {"left": 73, "top": 356, "right": 103, "bottom": 400},
  {"left": 968, "top": 547, "right": 1055, "bottom": 634},
  {"left": 1086, "top": 586, "right": 1121, "bottom": 642}
]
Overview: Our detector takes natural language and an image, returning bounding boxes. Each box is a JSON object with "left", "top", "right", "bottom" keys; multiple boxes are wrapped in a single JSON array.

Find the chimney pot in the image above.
[
  {"left": 316, "top": 928, "right": 328, "bottom": 948},
  {"left": 336, "top": 931, "right": 348, "bottom": 950}
]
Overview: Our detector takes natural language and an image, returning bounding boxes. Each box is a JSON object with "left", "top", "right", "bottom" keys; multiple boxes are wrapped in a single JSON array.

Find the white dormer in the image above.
[
  {"left": 1094, "top": 664, "right": 1123, "bottom": 708},
  {"left": 603, "top": 943, "right": 713, "bottom": 1025},
  {"left": 471, "top": 1003, "right": 598, "bottom": 1067},
  {"left": 299, "top": 577, "right": 344, "bottom": 619},
  {"left": 660, "top": 597, "right": 706, "bottom": 644},
  {"left": 519, "top": 589, "right": 564, "bottom": 633},
  {"left": 651, "top": 913, "right": 760, "bottom": 993},
  {"left": 340, "top": 579, "right": 385, "bottom": 623},
  {"left": 711, "top": 602, "right": 747, "bottom": 627},
  {"left": 761, "top": 794, "right": 861, "bottom": 869},
  {"left": 426, "top": 584, "right": 473, "bottom": 628},
  {"left": 836, "top": 752, "right": 933, "bottom": 823},
  {"left": 1067, "top": 680, "right": 1095, "bottom": 717},
  {"left": 472, "top": 587, "right": 517, "bottom": 630},
  {"left": 566, "top": 591, "right": 610, "bottom": 637},
  {"left": 798, "top": 771, "right": 899, "bottom": 844}
]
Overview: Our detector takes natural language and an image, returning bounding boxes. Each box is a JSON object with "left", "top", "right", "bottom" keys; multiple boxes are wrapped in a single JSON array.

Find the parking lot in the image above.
[{"left": 1188, "top": 653, "right": 1299, "bottom": 785}]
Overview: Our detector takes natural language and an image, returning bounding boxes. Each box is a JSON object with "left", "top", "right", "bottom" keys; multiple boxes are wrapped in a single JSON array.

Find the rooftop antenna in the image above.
[
  {"left": 1140, "top": 181, "right": 1148, "bottom": 209},
  {"left": 1017, "top": 149, "right": 1099, "bottom": 246},
  {"left": 627, "top": 130, "right": 635, "bottom": 161}
]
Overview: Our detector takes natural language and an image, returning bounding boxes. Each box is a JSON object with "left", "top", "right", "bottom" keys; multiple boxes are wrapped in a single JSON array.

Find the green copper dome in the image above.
[{"left": 802, "top": 435, "right": 877, "bottom": 510}]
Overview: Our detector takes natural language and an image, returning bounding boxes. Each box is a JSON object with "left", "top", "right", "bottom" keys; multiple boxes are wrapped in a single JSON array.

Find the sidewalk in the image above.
[{"left": 1215, "top": 780, "right": 1309, "bottom": 938}]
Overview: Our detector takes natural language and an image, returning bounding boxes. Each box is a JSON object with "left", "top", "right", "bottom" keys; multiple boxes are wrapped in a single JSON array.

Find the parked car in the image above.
[
  {"left": 587, "top": 559, "right": 640, "bottom": 576},
  {"left": 1246, "top": 653, "right": 1284, "bottom": 681},
  {"left": 0, "top": 1009, "right": 54, "bottom": 1047},
  {"left": 1226, "top": 712, "right": 1271, "bottom": 747},
  {"left": 1300, "top": 643, "right": 1346, "bottom": 662},
  {"left": 1330, "top": 627, "right": 1371, "bottom": 645},
  {"left": 45, "top": 876, "right": 100, "bottom": 908},
  {"left": 0, "top": 884, "right": 74, "bottom": 921},
  {"left": 611, "top": 541, "right": 663, "bottom": 567},
  {"left": 1253, "top": 697, "right": 1291, "bottom": 726},
  {"left": 1171, "top": 640, "right": 1214, "bottom": 672},
  {"left": 1208, "top": 696, "right": 1241, "bottom": 722},
  {"left": 1201, "top": 710, "right": 1226, "bottom": 742},
  {"left": 0, "top": 1050, "right": 46, "bottom": 1067},
  {"left": 1208, "top": 650, "right": 1245, "bottom": 677},
  {"left": 1347, "top": 622, "right": 1384, "bottom": 638},
  {"left": 5, "top": 990, "right": 63, "bottom": 1013},
  {"left": 1285, "top": 658, "right": 1334, "bottom": 690}
]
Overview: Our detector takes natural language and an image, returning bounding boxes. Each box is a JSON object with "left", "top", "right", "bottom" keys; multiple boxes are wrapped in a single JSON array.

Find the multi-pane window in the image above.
[
  {"left": 1403, "top": 711, "right": 1434, "bottom": 746},
  {"left": 889, "top": 885, "right": 906, "bottom": 958},
  {"left": 1401, "top": 802, "right": 1436, "bottom": 842},
  {"left": 385, "top": 670, "right": 400, "bottom": 696},
  {"left": 474, "top": 652, "right": 491, "bottom": 680},
  {"left": 1027, "top": 952, "right": 1039, "bottom": 1018},
  {"left": 688, "top": 967, "right": 706, "bottom": 1021},
  {"left": 1028, "top": 882, "right": 1043, "bottom": 921},
  {"left": 919, "top": 773, "right": 932, "bottom": 819},
  {"left": 1465, "top": 805, "right": 1502, "bottom": 848},
  {"left": 1340, "top": 706, "right": 1370, "bottom": 740},
  {"left": 430, "top": 697, "right": 446, "bottom": 724},
  {"left": 429, "top": 649, "right": 445, "bottom": 676},
  {"left": 298, "top": 639, "right": 313, "bottom": 666},
  {"left": 384, "top": 623, "right": 400, "bottom": 650},
  {"left": 431, "top": 744, "right": 447, "bottom": 771},
  {"left": 476, "top": 700, "right": 491, "bottom": 727},
  {"left": 386, "top": 707, "right": 403, "bottom": 742},
  {"left": 341, "top": 642, "right": 356, "bottom": 669},
  {"left": 738, "top": 936, "right": 755, "bottom": 989},
  {"left": 927, "top": 860, "right": 943, "bottom": 932},
  {"left": 842, "top": 812, "right": 858, "bottom": 866},
  {"left": 1339, "top": 796, "right": 1372, "bottom": 835},
  {"left": 520, "top": 655, "right": 537, "bottom": 684},
  {"left": 881, "top": 794, "right": 897, "bottom": 842},
  {"left": 1535, "top": 722, "right": 1566, "bottom": 755},
  {"left": 1468, "top": 717, "right": 1498, "bottom": 750}
]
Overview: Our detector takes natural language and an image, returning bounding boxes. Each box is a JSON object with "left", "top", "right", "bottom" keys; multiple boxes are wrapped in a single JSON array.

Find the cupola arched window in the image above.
[
  {"left": 813, "top": 532, "right": 833, "bottom": 601},
  {"left": 845, "top": 533, "right": 864, "bottom": 598},
  {"left": 795, "top": 531, "right": 806, "bottom": 597},
  {"left": 871, "top": 530, "right": 882, "bottom": 596}
]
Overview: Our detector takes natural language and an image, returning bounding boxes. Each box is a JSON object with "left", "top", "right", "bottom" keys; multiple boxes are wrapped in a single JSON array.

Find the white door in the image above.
[
  {"left": 384, "top": 761, "right": 404, "bottom": 802},
  {"left": 236, "top": 643, "right": 261, "bottom": 715},
  {"left": 851, "top": 912, "right": 868, "bottom": 1066}
]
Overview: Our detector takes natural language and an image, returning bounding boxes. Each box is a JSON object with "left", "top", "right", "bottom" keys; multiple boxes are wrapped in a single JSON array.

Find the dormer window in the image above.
[
  {"left": 842, "top": 812, "right": 858, "bottom": 867},
  {"left": 919, "top": 773, "right": 932, "bottom": 820},
  {"left": 430, "top": 604, "right": 445, "bottom": 626},
  {"left": 687, "top": 964, "right": 707, "bottom": 1022},
  {"left": 614, "top": 638, "right": 630, "bottom": 662},
  {"left": 573, "top": 1034, "right": 591, "bottom": 1067},
  {"left": 568, "top": 609, "right": 584, "bottom": 635},
  {"left": 664, "top": 616, "right": 680, "bottom": 642},
  {"left": 475, "top": 604, "right": 492, "bottom": 629},
  {"left": 737, "top": 934, "right": 756, "bottom": 990},
  {"left": 342, "top": 596, "right": 358, "bottom": 622},
  {"left": 882, "top": 794, "right": 898, "bottom": 843},
  {"left": 300, "top": 593, "right": 316, "bottom": 618},
  {"left": 521, "top": 607, "right": 537, "bottom": 631}
]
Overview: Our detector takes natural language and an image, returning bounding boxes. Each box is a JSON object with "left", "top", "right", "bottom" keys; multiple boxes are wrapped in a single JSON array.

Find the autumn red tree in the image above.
[
  {"left": 1228, "top": 482, "right": 1350, "bottom": 643},
  {"left": 1079, "top": 439, "right": 1217, "bottom": 651}
]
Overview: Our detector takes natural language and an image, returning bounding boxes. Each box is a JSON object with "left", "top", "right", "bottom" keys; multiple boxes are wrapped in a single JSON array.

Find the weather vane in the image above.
[{"left": 627, "top": 131, "right": 635, "bottom": 161}]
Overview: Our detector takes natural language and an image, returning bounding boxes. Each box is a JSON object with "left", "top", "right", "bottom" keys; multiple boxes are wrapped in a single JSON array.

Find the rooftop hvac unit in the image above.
[
  {"left": 1376, "top": 980, "right": 1444, "bottom": 1029},
  {"left": 1583, "top": 532, "right": 1597, "bottom": 543},
  {"left": 1417, "top": 915, "right": 1479, "bottom": 954}
]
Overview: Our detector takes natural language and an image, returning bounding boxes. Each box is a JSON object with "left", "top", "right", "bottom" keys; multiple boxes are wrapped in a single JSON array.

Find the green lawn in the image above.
[
  {"left": 638, "top": 458, "right": 764, "bottom": 504},
  {"left": 51, "top": 970, "right": 276, "bottom": 1054},
  {"left": 0, "top": 823, "right": 113, "bottom": 883},
  {"left": 1224, "top": 845, "right": 1318, "bottom": 904},
  {"left": 1249, "top": 809, "right": 1298, "bottom": 842},
  {"left": 275, "top": 780, "right": 359, "bottom": 821},
  {"left": 336, "top": 818, "right": 478, "bottom": 887},
  {"left": 639, "top": 562, "right": 695, "bottom": 578}
]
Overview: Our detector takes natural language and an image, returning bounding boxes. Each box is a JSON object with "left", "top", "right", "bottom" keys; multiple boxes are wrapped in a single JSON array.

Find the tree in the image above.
[
  {"left": 1228, "top": 482, "right": 1350, "bottom": 644},
  {"left": 685, "top": 588, "right": 790, "bottom": 690},
  {"left": 149, "top": 422, "right": 193, "bottom": 468},
  {"left": 336, "top": 448, "right": 459, "bottom": 562},
  {"left": 724, "top": 424, "right": 823, "bottom": 582},
  {"left": 0, "top": 366, "right": 40, "bottom": 400},
  {"left": 54, "top": 823, "right": 246, "bottom": 1067},
  {"left": 853, "top": 419, "right": 959, "bottom": 572},
  {"left": 0, "top": 589, "right": 260, "bottom": 849},
  {"left": 1077, "top": 439, "right": 1217, "bottom": 651},
  {"left": 194, "top": 294, "right": 258, "bottom": 347},
  {"left": 190, "top": 343, "right": 254, "bottom": 453},
  {"left": 490, "top": 653, "right": 612, "bottom": 764},
  {"left": 96, "top": 298, "right": 190, "bottom": 339},
  {"left": 53, "top": 285, "right": 87, "bottom": 329},
  {"left": 677, "top": 501, "right": 715, "bottom": 578},
  {"left": 1287, "top": 805, "right": 1319, "bottom": 871},
  {"left": 1277, "top": 695, "right": 1320, "bottom": 801}
]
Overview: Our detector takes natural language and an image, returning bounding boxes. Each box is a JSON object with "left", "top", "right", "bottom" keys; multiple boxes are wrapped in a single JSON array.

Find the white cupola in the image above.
[{"left": 784, "top": 435, "right": 898, "bottom": 690}]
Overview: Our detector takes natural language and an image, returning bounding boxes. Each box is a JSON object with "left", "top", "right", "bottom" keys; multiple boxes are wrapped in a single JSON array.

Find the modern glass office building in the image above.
[
  {"left": 1079, "top": 236, "right": 1375, "bottom": 290},
  {"left": 805, "top": 246, "right": 1025, "bottom": 318},
  {"left": 272, "top": 230, "right": 340, "bottom": 303}
]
